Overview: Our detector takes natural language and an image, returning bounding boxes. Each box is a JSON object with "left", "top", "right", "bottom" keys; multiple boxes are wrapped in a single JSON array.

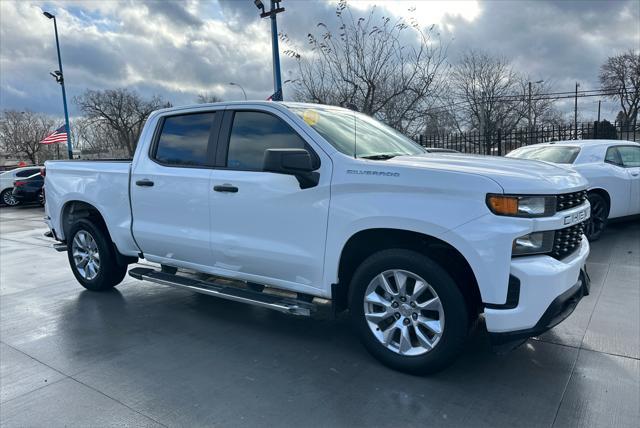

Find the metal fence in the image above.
[{"left": 416, "top": 121, "right": 640, "bottom": 155}]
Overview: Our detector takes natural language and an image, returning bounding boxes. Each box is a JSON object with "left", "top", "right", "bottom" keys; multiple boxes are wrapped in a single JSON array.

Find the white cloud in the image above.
[
  {"left": 348, "top": 0, "right": 481, "bottom": 25},
  {"left": 0, "top": 0, "right": 638, "bottom": 123}
]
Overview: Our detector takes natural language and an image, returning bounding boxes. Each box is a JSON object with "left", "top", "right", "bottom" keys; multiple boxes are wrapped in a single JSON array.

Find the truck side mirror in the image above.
[{"left": 263, "top": 148, "right": 319, "bottom": 189}]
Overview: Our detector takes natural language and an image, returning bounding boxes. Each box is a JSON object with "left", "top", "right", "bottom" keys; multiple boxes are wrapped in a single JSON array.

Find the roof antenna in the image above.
[
  {"left": 340, "top": 102, "right": 359, "bottom": 158},
  {"left": 353, "top": 110, "right": 357, "bottom": 159}
]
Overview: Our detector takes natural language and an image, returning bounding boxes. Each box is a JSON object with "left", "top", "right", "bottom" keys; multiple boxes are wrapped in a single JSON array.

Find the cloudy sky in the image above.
[{"left": 1, "top": 0, "right": 638, "bottom": 121}]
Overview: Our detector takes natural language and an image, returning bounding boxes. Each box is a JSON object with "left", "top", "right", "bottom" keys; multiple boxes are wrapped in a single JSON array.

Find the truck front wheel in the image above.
[
  {"left": 349, "top": 249, "right": 468, "bottom": 374},
  {"left": 67, "top": 219, "right": 128, "bottom": 291}
]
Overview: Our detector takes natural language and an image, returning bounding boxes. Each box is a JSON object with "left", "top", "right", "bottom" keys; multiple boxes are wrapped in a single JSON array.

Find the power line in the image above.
[{"left": 424, "top": 87, "right": 624, "bottom": 115}]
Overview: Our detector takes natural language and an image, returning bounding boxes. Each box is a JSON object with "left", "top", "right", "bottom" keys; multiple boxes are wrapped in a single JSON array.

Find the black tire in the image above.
[
  {"left": 585, "top": 192, "right": 609, "bottom": 241},
  {"left": 67, "top": 219, "right": 128, "bottom": 291},
  {"left": 37, "top": 189, "right": 45, "bottom": 207},
  {"left": 349, "top": 249, "right": 468, "bottom": 375},
  {"left": 1, "top": 188, "right": 20, "bottom": 206}
]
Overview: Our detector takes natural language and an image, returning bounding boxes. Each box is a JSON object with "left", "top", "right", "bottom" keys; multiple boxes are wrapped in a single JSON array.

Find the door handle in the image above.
[
  {"left": 213, "top": 184, "right": 238, "bottom": 193},
  {"left": 135, "top": 179, "right": 154, "bottom": 187}
]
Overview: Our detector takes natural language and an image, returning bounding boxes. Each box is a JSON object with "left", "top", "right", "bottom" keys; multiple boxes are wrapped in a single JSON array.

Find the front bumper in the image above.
[
  {"left": 484, "top": 235, "right": 590, "bottom": 334},
  {"left": 489, "top": 268, "right": 590, "bottom": 350}
]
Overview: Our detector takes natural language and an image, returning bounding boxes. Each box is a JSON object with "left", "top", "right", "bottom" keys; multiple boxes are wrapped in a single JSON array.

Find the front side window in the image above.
[
  {"left": 508, "top": 146, "right": 580, "bottom": 164},
  {"left": 617, "top": 146, "right": 640, "bottom": 167},
  {"left": 605, "top": 146, "right": 623, "bottom": 166},
  {"left": 154, "top": 112, "right": 216, "bottom": 166},
  {"left": 227, "top": 111, "right": 307, "bottom": 170}
]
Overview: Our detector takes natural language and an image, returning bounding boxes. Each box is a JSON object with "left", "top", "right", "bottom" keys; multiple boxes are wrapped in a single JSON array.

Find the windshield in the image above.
[
  {"left": 508, "top": 146, "right": 580, "bottom": 164},
  {"left": 289, "top": 106, "right": 425, "bottom": 159}
]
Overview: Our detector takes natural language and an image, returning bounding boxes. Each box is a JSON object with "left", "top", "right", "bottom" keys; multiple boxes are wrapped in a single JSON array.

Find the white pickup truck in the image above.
[{"left": 45, "top": 102, "right": 591, "bottom": 373}]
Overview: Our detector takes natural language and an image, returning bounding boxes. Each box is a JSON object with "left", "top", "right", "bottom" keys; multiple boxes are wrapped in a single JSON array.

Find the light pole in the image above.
[
  {"left": 254, "top": 0, "right": 285, "bottom": 101},
  {"left": 229, "top": 82, "right": 247, "bottom": 100},
  {"left": 43, "top": 11, "right": 73, "bottom": 159}
]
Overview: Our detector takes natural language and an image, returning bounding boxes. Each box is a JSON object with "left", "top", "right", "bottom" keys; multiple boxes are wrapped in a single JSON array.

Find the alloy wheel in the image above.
[
  {"left": 3, "top": 190, "right": 19, "bottom": 206},
  {"left": 72, "top": 230, "right": 101, "bottom": 280},
  {"left": 363, "top": 269, "right": 445, "bottom": 356},
  {"left": 585, "top": 197, "right": 606, "bottom": 238}
]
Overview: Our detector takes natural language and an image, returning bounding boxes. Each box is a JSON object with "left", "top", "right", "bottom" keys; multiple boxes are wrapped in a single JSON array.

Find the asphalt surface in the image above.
[{"left": 0, "top": 205, "right": 638, "bottom": 427}]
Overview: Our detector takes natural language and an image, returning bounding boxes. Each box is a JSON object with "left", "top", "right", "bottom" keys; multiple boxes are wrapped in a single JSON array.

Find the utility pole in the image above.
[
  {"left": 597, "top": 100, "right": 601, "bottom": 122},
  {"left": 574, "top": 82, "right": 579, "bottom": 140},
  {"left": 43, "top": 11, "right": 73, "bottom": 159},
  {"left": 255, "top": 0, "right": 285, "bottom": 101},
  {"left": 528, "top": 81, "right": 532, "bottom": 128}
]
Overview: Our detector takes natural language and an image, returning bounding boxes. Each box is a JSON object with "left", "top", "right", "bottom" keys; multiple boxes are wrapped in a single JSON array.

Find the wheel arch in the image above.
[
  {"left": 587, "top": 187, "right": 611, "bottom": 213},
  {"left": 60, "top": 200, "right": 137, "bottom": 265},
  {"left": 333, "top": 228, "right": 482, "bottom": 318},
  {"left": 61, "top": 200, "right": 110, "bottom": 241}
]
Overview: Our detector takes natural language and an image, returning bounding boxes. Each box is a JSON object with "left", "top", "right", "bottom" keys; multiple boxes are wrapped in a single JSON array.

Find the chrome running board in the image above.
[{"left": 128, "top": 267, "right": 315, "bottom": 317}]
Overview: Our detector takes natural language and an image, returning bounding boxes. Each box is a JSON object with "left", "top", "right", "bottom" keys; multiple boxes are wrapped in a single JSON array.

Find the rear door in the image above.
[
  {"left": 131, "top": 110, "right": 221, "bottom": 267},
  {"left": 207, "top": 107, "right": 331, "bottom": 293}
]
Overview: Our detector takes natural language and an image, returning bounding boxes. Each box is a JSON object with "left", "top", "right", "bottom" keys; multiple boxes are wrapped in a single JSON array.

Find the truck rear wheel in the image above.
[
  {"left": 67, "top": 219, "right": 128, "bottom": 291},
  {"left": 349, "top": 249, "right": 468, "bottom": 374}
]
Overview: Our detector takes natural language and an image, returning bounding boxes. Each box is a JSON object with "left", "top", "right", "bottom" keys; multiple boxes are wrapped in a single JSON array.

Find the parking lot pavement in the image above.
[{"left": 0, "top": 206, "right": 638, "bottom": 428}]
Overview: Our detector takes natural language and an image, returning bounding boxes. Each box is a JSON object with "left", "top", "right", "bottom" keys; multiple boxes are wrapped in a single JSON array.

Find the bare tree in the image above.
[
  {"left": 71, "top": 117, "right": 123, "bottom": 159},
  {"left": 0, "top": 110, "right": 55, "bottom": 164},
  {"left": 445, "top": 50, "right": 527, "bottom": 152},
  {"left": 286, "top": 0, "right": 447, "bottom": 134},
  {"left": 74, "top": 88, "right": 170, "bottom": 157},
  {"left": 599, "top": 50, "right": 640, "bottom": 126},
  {"left": 196, "top": 93, "right": 223, "bottom": 104}
]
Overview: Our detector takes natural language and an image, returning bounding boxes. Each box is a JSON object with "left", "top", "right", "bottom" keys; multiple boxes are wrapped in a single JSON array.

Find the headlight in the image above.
[
  {"left": 512, "top": 231, "right": 555, "bottom": 256},
  {"left": 486, "top": 194, "right": 556, "bottom": 217}
]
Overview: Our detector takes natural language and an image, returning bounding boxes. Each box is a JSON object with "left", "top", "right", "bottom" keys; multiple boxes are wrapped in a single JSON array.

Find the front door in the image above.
[
  {"left": 208, "top": 108, "right": 331, "bottom": 293},
  {"left": 131, "top": 110, "right": 219, "bottom": 267},
  {"left": 617, "top": 145, "right": 640, "bottom": 214}
]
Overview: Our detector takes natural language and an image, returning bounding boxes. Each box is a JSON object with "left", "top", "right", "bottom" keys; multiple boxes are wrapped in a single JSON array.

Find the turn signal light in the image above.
[{"left": 487, "top": 195, "right": 518, "bottom": 216}]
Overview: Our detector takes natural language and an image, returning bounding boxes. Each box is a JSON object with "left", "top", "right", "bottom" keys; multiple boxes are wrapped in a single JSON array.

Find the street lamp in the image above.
[
  {"left": 229, "top": 82, "right": 247, "bottom": 100},
  {"left": 255, "top": 0, "right": 285, "bottom": 101},
  {"left": 43, "top": 11, "right": 73, "bottom": 159}
]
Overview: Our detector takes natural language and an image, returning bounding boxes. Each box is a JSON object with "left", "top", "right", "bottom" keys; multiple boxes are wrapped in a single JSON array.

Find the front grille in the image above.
[
  {"left": 556, "top": 190, "right": 587, "bottom": 212},
  {"left": 550, "top": 222, "right": 585, "bottom": 259}
]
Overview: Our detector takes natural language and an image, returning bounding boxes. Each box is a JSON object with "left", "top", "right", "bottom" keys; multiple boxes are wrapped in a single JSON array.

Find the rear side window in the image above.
[
  {"left": 154, "top": 113, "right": 216, "bottom": 166},
  {"left": 226, "top": 111, "right": 307, "bottom": 170}
]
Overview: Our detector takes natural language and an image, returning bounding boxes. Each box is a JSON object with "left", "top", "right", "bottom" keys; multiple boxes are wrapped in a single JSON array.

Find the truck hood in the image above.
[{"left": 388, "top": 153, "right": 588, "bottom": 194}]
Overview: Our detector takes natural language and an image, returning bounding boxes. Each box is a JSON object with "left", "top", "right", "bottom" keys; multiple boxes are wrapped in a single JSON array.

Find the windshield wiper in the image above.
[{"left": 360, "top": 154, "right": 400, "bottom": 160}]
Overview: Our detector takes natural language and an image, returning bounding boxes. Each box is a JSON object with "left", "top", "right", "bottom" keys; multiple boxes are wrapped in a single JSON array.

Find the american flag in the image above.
[{"left": 40, "top": 125, "right": 68, "bottom": 145}]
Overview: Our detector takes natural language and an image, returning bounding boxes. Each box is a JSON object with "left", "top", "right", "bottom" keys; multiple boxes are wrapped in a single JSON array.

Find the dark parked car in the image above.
[{"left": 12, "top": 172, "right": 44, "bottom": 206}]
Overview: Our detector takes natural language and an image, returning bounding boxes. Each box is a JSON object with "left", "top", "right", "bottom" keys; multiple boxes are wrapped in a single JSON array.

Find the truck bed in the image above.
[{"left": 44, "top": 160, "right": 138, "bottom": 256}]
